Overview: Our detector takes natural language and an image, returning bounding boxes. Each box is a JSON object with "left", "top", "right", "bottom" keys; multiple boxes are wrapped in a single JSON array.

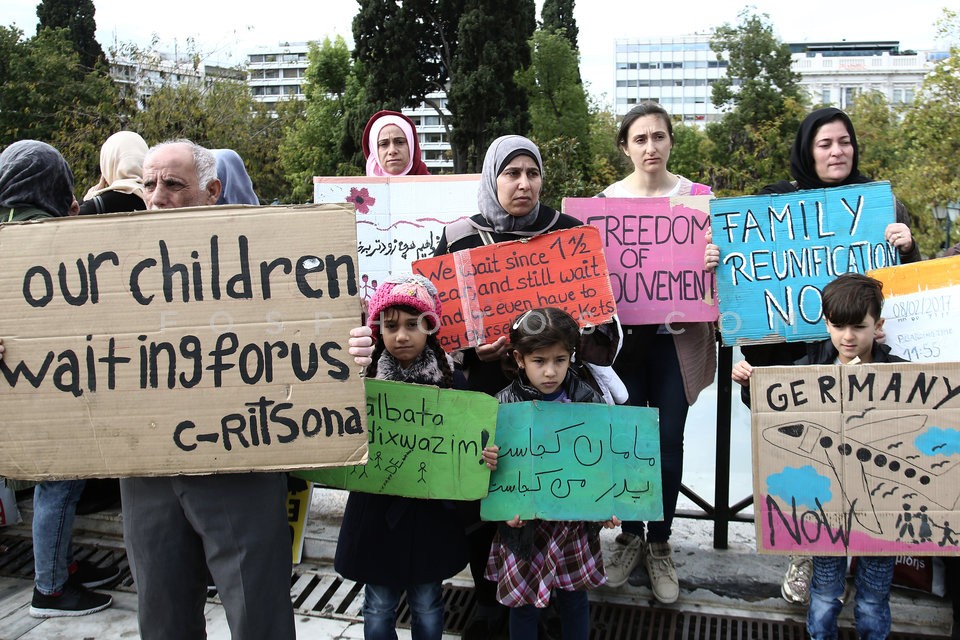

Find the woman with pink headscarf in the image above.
[{"left": 361, "top": 110, "right": 430, "bottom": 176}]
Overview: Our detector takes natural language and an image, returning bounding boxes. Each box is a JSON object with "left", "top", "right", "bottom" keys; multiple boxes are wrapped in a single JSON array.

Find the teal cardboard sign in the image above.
[
  {"left": 481, "top": 402, "right": 663, "bottom": 521},
  {"left": 296, "top": 379, "right": 498, "bottom": 500},
  {"left": 710, "top": 182, "right": 898, "bottom": 346}
]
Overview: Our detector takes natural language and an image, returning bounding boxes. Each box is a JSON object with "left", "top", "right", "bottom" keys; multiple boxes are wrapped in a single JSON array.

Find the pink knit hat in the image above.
[{"left": 367, "top": 274, "right": 443, "bottom": 339}]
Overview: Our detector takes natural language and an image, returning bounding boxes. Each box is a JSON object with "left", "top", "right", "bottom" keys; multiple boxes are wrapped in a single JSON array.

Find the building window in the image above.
[
  {"left": 842, "top": 87, "right": 857, "bottom": 108},
  {"left": 283, "top": 68, "right": 300, "bottom": 78},
  {"left": 821, "top": 88, "right": 831, "bottom": 104},
  {"left": 893, "top": 87, "right": 914, "bottom": 104}
]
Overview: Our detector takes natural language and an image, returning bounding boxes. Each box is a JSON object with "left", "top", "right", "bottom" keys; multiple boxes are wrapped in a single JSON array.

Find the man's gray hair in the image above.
[{"left": 146, "top": 139, "right": 217, "bottom": 189}]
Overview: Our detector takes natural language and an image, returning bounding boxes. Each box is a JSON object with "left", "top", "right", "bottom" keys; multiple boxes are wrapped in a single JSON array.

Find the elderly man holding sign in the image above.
[{"left": 119, "top": 139, "right": 375, "bottom": 640}]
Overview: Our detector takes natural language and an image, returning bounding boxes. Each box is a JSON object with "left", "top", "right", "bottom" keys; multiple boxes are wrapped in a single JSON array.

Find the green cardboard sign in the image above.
[
  {"left": 296, "top": 379, "right": 498, "bottom": 500},
  {"left": 481, "top": 401, "right": 663, "bottom": 521}
]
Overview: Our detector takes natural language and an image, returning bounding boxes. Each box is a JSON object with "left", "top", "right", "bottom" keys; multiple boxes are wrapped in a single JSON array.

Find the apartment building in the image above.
[{"left": 613, "top": 36, "right": 942, "bottom": 123}]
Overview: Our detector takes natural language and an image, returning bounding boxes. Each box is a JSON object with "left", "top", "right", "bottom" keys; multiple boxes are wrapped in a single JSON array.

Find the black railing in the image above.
[{"left": 674, "top": 345, "right": 755, "bottom": 549}]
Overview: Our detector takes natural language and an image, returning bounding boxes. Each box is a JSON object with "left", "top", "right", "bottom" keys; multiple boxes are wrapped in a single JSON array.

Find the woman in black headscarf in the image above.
[
  {"left": 0, "top": 140, "right": 77, "bottom": 220},
  {"left": 706, "top": 108, "right": 923, "bottom": 610},
  {"left": 705, "top": 107, "right": 920, "bottom": 269},
  {"left": 0, "top": 140, "right": 117, "bottom": 617}
]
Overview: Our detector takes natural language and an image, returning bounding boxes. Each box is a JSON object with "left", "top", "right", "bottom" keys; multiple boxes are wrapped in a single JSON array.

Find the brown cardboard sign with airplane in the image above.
[{"left": 751, "top": 363, "right": 960, "bottom": 556}]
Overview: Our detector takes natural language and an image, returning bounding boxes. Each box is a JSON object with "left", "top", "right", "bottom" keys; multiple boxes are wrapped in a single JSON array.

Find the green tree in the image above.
[
  {"left": 895, "top": 11, "right": 960, "bottom": 257},
  {"left": 0, "top": 25, "right": 121, "bottom": 194},
  {"left": 518, "top": 30, "right": 589, "bottom": 147},
  {"left": 707, "top": 10, "right": 806, "bottom": 194},
  {"left": 36, "top": 0, "right": 105, "bottom": 70},
  {"left": 130, "top": 76, "right": 292, "bottom": 203},
  {"left": 668, "top": 123, "right": 712, "bottom": 186},
  {"left": 353, "top": 0, "right": 462, "bottom": 107},
  {"left": 449, "top": 0, "right": 536, "bottom": 172},
  {"left": 540, "top": 0, "right": 578, "bottom": 52},
  {"left": 279, "top": 36, "right": 362, "bottom": 202},
  {"left": 352, "top": 0, "right": 462, "bottom": 171},
  {"left": 845, "top": 90, "right": 903, "bottom": 182}
]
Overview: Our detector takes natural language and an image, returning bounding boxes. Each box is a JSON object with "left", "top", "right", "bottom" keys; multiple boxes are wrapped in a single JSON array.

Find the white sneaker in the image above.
[
  {"left": 781, "top": 555, "right": 812, "bottom": 605},
  {"left": 604, "top": 534, "right": 643, "bottom": 588},
  {"left": 645, "top": 541, "right": 679, "bottom": 604}
]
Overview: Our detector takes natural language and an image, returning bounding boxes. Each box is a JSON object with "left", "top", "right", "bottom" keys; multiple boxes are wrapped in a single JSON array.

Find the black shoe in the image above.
[
  {"left": 462, "top": 604, "right": 508, "bottom": 640},
  {"left": 68, "top": 560, "right": 121, "bottom": 589},
  {"left": 29, "top": 584, "right": 112, "bottom": 618}
]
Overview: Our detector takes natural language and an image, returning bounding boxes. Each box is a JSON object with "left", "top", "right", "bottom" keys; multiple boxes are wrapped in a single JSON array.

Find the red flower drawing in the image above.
[{"left": 346, "top": 187, "right": 375, "bottom": 214}]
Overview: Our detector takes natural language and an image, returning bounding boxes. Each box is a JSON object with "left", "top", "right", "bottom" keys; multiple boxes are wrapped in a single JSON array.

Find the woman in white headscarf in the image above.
[
  {"left": 432, "top": 135, "right": 591, "bottom": 638},
  {"left": 78, "top": 131, "right": 148, "bottom": 215}
]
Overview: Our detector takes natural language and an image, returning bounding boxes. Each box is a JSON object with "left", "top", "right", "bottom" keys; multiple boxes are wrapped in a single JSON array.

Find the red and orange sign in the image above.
[{"left": 413, "top": 227, "right": 616, "bottom": 352}]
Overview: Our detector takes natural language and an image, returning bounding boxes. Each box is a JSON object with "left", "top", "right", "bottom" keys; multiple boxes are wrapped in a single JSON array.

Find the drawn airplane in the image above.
[{"left": 762, "top": 415, "right": 960, "bottom": 534}]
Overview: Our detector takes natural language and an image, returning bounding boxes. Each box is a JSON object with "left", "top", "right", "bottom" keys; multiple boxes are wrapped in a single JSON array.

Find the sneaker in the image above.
[
  {"left": 29, "top": 584, "right": 112, "bottom": 618},
  {"left": 644, "top": 541, "right": 679, "bottom": 604},
  {"left": 781, "top": 555, "right": 812, "bottom": 605},
  {"left": 604, "top": 534, "right": 643, "bottom": 588},
  {"left": 68, "top": 560, "right": 121, "bottom": 589}
]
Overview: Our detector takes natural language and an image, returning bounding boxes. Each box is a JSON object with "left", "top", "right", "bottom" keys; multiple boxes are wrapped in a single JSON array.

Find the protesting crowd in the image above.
[{"left": 0, "top": 98, "right": 955, "bottom": 640}]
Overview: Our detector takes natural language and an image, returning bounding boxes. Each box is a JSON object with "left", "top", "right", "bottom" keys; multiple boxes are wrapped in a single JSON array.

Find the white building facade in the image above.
[
  {"left": 614, "top": 35, "right": 728, "bottom": 123},
  {"left": 613, "top": 36, "right": 942, "bottom": 123},
  {"left": 247, "top": 42, "right": 310, "bottom": 107},
  {"left": 401, "top": 92, "right": 454, "bottom": 173}
]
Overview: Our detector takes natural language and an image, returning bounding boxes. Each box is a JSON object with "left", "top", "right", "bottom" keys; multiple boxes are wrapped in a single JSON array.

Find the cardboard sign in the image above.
[
  {"left": 711, "top": 182, "right": 898, "bottom": 346},
  {"left": 563, "top": 196, "right": 718, "bottom": 324},
  {"left": 295, "top": 379, "right": 498, "bottom": 500},
  {"left": 0, "top": 205, "right": 368, "bottom": 480},
  {"left": 314, "top": 175, "right": 480, "bottom": 304},
  {"left": 412, "top": 227, "right": 616, "bottom": 352},
  {"left": 480, "top": 402, "right": 662, "bottom": 522},
  {"left": 870, "top": 256, "right": 960, "bottom": 362},
  {"left": 751, "top": 363, "right": 960, "bottom": 556},
  {"left": 287, "top": 478, "right": 313, "bottom": 564}
]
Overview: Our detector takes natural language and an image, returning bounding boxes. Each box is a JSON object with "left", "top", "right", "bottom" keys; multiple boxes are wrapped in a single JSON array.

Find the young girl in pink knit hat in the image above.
[{"left": 334, "top": 273, "right": 497, "bottom": 639}]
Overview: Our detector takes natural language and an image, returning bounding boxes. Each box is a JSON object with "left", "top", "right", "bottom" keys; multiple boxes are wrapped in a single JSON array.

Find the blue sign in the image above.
[{"left": 710, "top": 182, "right": 898, "bottom": 346}]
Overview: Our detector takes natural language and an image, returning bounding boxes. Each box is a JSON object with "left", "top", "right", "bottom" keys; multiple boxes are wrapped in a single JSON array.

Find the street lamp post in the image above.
[{"left": 932, "top": 201, "right": 960, "bottom": 252}]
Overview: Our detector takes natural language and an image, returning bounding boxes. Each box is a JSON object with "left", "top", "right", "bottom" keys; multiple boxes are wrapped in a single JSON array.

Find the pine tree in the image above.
[
  {"left": 540, "top": 0, "right": 578, "bottom": 52},
  {"left": 448, "top": 0, "right": 536, "bottom": 172},
  {"left": 35, "top": 0, "right": 105, "bottom": 70}
]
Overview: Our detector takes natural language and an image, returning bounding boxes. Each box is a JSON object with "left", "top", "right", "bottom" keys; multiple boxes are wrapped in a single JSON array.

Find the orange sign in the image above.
[{"left": 413, "top": 227, "right": 616, "bottom": 352}]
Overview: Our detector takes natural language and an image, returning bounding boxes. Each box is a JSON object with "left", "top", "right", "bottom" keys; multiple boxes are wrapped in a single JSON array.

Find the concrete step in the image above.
[{"left": 7, "top": 487, "right": 954, "bottom": 638}]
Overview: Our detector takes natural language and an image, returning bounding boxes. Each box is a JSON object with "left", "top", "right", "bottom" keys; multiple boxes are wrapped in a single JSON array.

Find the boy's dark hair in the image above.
[
  {"left": 821, "top": 273, "right": 884, "bottom": 326},
  {"left": 367, "top": 304, "right": 453, "bottom": 387},
  {"left": 509, "top": 307, "right": 580, "bottom": 357}
]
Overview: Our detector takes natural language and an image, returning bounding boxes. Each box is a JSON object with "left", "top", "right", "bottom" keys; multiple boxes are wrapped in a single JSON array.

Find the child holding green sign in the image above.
[
  {"left": 334, "top": 274, "right": 498, "bottom": 640},
  {"left": 485, "top": 307, "right": 619, "bottom": 640}
]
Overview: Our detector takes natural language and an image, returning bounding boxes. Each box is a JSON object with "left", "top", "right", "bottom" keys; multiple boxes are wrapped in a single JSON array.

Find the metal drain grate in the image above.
[{"left": 0, "top": 533, "right": 949, "bottom": 640}]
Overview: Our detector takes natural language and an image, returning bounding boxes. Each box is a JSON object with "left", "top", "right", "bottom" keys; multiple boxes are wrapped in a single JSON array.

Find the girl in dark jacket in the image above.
[
  {"left": 485, "top": 307, "right": 617, "bottom": 640},
  {"left": 334, "top": 273, "right": 496, "bottom": 640}
]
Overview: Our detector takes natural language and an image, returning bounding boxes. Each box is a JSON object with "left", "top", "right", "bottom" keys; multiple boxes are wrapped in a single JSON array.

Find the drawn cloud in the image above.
[
  {"left": 915, "top": 427, "right": 960, "bottom": 456},
  {"left": 766, "top": 465, "right": 831, "bottom": 509}
]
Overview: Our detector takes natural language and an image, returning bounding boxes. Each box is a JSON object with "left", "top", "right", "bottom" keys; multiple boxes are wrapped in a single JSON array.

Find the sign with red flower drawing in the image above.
[{"left": 315, "top": 175, "right": 481, "bottom": 304}]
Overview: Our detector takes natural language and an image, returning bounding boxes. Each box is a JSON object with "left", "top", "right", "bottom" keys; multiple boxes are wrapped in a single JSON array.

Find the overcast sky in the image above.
[{"left": 6, "top": 0, "right": 952, "bottom": 104}]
